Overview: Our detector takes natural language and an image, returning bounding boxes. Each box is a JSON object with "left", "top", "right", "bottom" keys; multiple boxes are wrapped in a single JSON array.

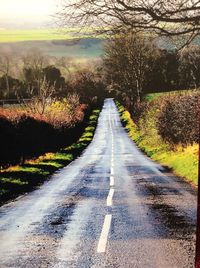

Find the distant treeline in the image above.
[
  {"left": 1, "top": 36, "right": 200, "bottom": 108},
  {"left": 0, "top": 48, "right": 107, "bottom": 104}
]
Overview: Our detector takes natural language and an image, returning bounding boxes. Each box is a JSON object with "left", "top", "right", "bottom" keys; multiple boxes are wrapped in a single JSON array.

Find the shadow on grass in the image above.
[
  {"left": 23, "top": 163, "right": 58, "bottom": 173},
  {"left": 0, "top": 159, "right": 70, "bottom": 204},
  {"left": 0, "top": 169, "right": 46, "bottom": 204}
]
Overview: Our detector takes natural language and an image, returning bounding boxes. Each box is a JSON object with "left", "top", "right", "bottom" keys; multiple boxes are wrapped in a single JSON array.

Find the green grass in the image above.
[
  {"left": 116, "top": 100, "right": 198, "bottom": 186},
  {"left": 153, "top": 145, "right": 198, "bottom": 185},
  {"left": 0, "top": 108, "right": 101, "bottom": 205},
  {"left": 145, "top": 89, "right": 199, "bottom": 101}
]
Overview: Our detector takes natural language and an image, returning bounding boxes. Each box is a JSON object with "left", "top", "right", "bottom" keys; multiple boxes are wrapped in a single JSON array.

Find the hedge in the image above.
[
  {"left": 157, "top": 93, "right": 199, "bottom": 146},
  {"left": 0, "top": 109, "right": 91, "bottom": 168}
]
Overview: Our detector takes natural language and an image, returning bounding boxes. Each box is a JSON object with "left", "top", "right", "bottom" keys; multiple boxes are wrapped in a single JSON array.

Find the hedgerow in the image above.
[
  {"left": 157, "top": 93, "right": 199, "bottom": 146},
  {"left": 0, "top": 108, "right": 101, "bottom": 204},
  {"left": 0, "top": 102, "right": 88, "bottom": 168},
  {"left": 115, "top": 91, "right": 199, "bottom": 185}
]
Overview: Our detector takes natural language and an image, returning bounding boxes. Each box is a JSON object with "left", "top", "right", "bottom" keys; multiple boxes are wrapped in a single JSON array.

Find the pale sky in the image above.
[{"left": 0, "top": 0, "right": 60, "bottom": 25}]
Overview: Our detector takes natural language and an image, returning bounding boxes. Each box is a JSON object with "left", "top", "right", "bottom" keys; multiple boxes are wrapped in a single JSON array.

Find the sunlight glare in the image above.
[{"left": 0, "top": 0, "right": 58, "bottom": 18}]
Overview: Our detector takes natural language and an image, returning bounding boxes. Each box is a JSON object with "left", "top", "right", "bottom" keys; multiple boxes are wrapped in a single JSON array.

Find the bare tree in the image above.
[
  {"left": 24, "top": 77, "right": 55, "bottom": 115},
  {"left": 103, "top": 31, "right": 157, "bottom": 105},
  {"left": 22, "top": 48, "right": 49, "bottom": 93},
  {"left": 22, "top": 48, "right": 48, "bottom": 70},
  {"left": 55, "top": 56, "right": 71, "bottom": 79},
  {"left": 0, "top": 52, "right": 12, "bottom": 96},
  {"left": 57, "top": 0, "right": 200, "bottom": 47},
  {"left": 179, "top": 45, "right": 200, "bottom": 89}
]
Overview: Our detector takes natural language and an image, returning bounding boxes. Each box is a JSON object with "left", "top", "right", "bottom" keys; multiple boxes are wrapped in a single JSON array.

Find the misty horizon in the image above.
[{"left": 0, "top": 0, "right": 59, "bottom": 29}]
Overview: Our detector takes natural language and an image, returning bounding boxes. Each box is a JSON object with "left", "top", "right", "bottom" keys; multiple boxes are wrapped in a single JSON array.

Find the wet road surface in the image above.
[{"left": 0, "top": 99, "right": 197, "bottom": 267}]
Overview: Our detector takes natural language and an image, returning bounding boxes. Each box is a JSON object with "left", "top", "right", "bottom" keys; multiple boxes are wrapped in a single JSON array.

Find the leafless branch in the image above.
[{"left": 56, "top": 0, "right": 200, "bottom": 47}]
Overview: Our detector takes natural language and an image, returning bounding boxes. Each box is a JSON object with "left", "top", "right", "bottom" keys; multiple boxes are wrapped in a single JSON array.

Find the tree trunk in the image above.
[{"left": 5, "top": 75, "right": 10, "bottom": 98}]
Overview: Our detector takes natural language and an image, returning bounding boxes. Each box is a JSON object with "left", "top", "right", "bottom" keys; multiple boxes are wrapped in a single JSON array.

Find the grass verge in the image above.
[
  {"left": 0, "top": 108, "right": 101, "bottom": 205},
  {"left": 116, "top": 101, "right": 198, "bottom": 186}
]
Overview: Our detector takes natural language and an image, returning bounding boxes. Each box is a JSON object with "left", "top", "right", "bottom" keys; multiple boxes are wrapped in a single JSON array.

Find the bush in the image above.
[
  {"left": 157, "top": 93, "right": 199, "bottom": 146},
  {"left": 116, "top": 100, "right": 198, "bottom": 184},
  {"left": 0, "top": 104, "right": 90, "bottom": 168},
  {"left": 0, "top": 115, "right": 16, "bottom": 166},
  {"left": 16, "top": 115, "right": 56, "bottom": 159}
]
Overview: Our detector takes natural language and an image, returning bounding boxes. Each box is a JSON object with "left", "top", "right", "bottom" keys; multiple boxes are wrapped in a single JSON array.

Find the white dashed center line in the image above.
[
  {"left": 97, "top": 214, "right": 112, "bottom": 253},
  {"left": 110, "top": 116, "right": 115, "bottom": 187},
  {"left": 107, "top": 189, "right": 115, "bottom": 206},
  {"left": 97, "top": 110, "right": 115, "bottom": 254},
  {"left": 110, "top": 175, "right": 114, "bottom": 187},
  {"left": 110, "top": 166, "right": 114, "bottom": 176}
]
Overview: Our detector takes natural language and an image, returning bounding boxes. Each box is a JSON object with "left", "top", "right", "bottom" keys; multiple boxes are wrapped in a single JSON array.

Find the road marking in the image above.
[
  {"left": 110, "top": 175, "right": 114, "bottom": 187},
  {"left": 97, "top": 214, "right": 112, "bottom": 253},
  {"left": 110, "top": 167, "right": 114, "bottom": 176},
  {"left": 107, "top": 189, "right": 115, "bottom": 206}
]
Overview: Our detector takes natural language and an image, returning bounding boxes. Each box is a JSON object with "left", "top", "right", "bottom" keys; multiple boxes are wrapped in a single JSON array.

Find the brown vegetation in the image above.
[
  {"left": 0, "top": 97, "right": 87, "bottom": 168},
  {"left": 157, "top": 93, "right": 199, "bottom": 146}
]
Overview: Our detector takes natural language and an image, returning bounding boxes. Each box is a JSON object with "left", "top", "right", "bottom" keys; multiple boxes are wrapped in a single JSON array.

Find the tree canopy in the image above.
[{"left": 58, "top": 0, "right": 200, "bottom": 46}]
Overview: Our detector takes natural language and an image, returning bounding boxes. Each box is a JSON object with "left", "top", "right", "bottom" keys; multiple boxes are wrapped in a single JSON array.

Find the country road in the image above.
[{"left": 0, "top": 99, "right": 197, "bottom": 268}]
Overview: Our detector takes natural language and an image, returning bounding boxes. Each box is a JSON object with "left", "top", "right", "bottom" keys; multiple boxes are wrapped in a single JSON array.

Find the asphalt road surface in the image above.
[{"left": 0, "top": 99, "right": 197, "bottom": 268}]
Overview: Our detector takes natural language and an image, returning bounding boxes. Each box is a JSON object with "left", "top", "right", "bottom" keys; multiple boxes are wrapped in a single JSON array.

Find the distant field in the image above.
[
  {"left": 0, "top": 38, "right": 104, "bottom": 58},
  {"left": 0, "top": 29, "right": 105, "bottom": 58},
  {"left": 0, "top": 28, "right": 105, "bottom": 43}
]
